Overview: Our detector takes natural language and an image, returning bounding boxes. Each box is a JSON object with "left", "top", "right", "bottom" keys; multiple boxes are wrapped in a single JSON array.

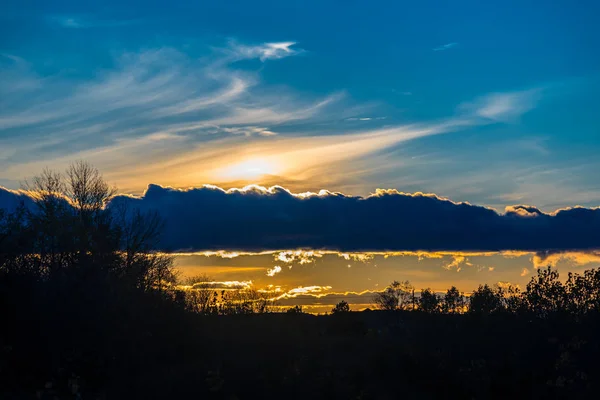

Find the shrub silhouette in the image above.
[{"left": 286, "top": 305, "right": 304, "bottom": 314}]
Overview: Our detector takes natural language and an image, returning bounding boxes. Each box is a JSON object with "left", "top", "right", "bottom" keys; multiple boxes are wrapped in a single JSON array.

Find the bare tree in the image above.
[
  {"left": 182, "top": 274, "right": 217, "bottom": 314},
  {"left": 220, "top": 287, "right": 275, "bottom": 315},
  {"left": 19, "top": 161, "right": 175, "bottom": 290},
  {"left": 112, "top": 202, "right": 176, "bottom": 292},
  {"left": 22, "top": 168, "right": 75, "bottom": 274},
  {"left": 374, "top": 280, "right": 414, "bottom": 311},
  {"left": 114, "top": 204, "right": 164, "bottom": 266},
  {"left": 66, "top": 160, "right": 116, "bottom": 215},
  {"left": 24, "top": 168, "right": 65, "bottom": 205}
]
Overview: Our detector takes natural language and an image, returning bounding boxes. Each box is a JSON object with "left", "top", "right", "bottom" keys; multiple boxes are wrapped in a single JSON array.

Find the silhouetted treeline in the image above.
[
  {"left": 374, "top": 268, "right": 600, "bottom": 317},
  {"left": 1, "top": 163, "right": 600, "bottom": 399}
]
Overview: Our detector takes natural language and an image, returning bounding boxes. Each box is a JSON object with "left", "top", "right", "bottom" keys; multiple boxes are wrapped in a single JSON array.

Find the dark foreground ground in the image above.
[{"left": 2, "top": 301, "right": 600, "bottom": 400}]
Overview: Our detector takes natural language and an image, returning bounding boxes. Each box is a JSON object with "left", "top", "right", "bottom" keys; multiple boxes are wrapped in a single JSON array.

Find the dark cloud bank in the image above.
[{"left": 2, "top": 184, "right": 600, "bottom": 253}]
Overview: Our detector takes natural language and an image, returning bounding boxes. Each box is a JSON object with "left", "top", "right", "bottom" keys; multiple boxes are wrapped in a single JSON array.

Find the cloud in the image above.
[
  {"left": 46, "top": 15, "right": 140, "bottom": 29},
  {"left": 177, "top": 281, "right": 377, "bottom": 311},
  {"left": 46, "top": 15, "right": 84, "bottom": 28},
  {"left": 433, "top": 42, "right": 458, "bottom": 51},
  {"left": 461, "top": 89, "right": 542, "bottom": 122},
  {"left": 171, "top": 249, "right": 520, "bottom": 261},
  {"left": 0, "top": 187, "right": 35, "bottom": 213},
  {"left": 0, "top": 41, "right": 549, "bottom": 197},
  {"left": 226, "top": 41, "right": 302, "bottom": 62},
  {"left": 220, "top": 126, "right": 277, "bottom": 137},
  {"left": 520, "top": 268, "right": 530, "bottom": 277},
  {"left": 274, "top": 289, "right": 377, "bottom": 307},
  {"left": 187, "top": 280, "right": 253, "bottom": 290},
  {"left": 0, "top": 46, "right": 350, "bottom": 189},
  {"left": 278, "top": 286, "right": 333, "bottom": 298},
  {"left": 443, "top": 256, "right": 473, "bottom": 272},
  {"left": 266, "top": 265, "right": 282, "bottom": 277},
  {"left": 5, "top": 183, "right": 599, "bottom": 253},
  {"left": 532, "top": 251, "right": 600, "bottom": 269},
  {"left": 112, "top": 185, "right": 600, "bottom": 252},
  {"left": 339, "top": 253, "right": 374, "bottom": 262},
  {"left": 496, "top": 281, "right": 519, "bottom": 290},
  {"left": 345, "top": 117, "right": 385, "bottom": 122},
  {"left": 275, "top": 250, "right": 323, "bottom": 265}
]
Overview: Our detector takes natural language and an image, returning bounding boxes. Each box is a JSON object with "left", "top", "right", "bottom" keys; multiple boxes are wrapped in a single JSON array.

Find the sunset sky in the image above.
[{"left": 2, "top": 0, "right": 600, "bottom": 311}]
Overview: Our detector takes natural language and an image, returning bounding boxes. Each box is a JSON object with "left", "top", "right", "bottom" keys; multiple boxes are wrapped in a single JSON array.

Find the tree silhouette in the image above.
[
  {"left": 286, "top": 305, "right": 303, "bottom": 314},
  {"left": 564, "top": 268, "right": 600, "bottom": 314},
  {"left": 374, "top": 280, "right": 414, "bottom": 311},
  {"left": 2, "top": 161, "right": 176, "bottom": 292},
  {"left": 443, "top": 286, "right": 465, "bottom": 313},
  {"left": 331, "top": 300, "right": 350, "bottom": 314},
  {"left": 4, "top": 163, "right": 600, "bottom": 398},
  {"left": 219, "top": 287, "right": 274, "bottom": 315},
  {"left": 523, "top": 266, "right": 568, "bottom": 317},
  {"left": 496, "top": 283, "right": 523, "bottom": 313},
  {"left": 419, "top": 288, "right": 441, "bottom": 313},
  {"left": 468, "top": 284, "right": 504, "bottom": 314},
  {"left": 180, "top": 274, "right": 218, "bottom": 314}
]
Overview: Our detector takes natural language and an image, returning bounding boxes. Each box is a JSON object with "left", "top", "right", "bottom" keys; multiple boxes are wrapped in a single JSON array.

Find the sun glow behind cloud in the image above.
[
  {"left": 219, "top": 158, "right": 281, "bottom": 180},
  {"left": 0, "top": 38, "right": 549, "bottom": 201}
]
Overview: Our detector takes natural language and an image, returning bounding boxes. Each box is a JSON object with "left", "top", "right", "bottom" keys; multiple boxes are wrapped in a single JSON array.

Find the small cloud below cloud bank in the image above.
[{"left": 266, "top": 265, "right": 282, "bottom": 277}]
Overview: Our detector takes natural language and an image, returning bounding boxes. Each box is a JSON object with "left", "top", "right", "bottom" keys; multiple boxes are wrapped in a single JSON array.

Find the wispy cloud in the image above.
[
  {"left": 433, "top": 42, "right": 458, "bottom": 51},
  {"left": 0, "top": 44, "right": 348, "bottom": 188},
  {"left": 1, "top": 67, "right": 541, "bottom": 194},
  {"left": 459, "top": 88, "right": 542, "bottom": 122},
  {"left": 220, "top": 126, "right": 278, "bottom": 137},
  {"left": 0, "top": 40, "right": 551, "bottom": 198},
  {"left": 226, "top": 41, "right": 303, "bottom": 62},
  {"left": 278, "top": 286, "right": 333, "bottom": 298},
  {"left": 2, "top": 42, "right": 467, "bottom": 192},
  {"left": 46, "top": 15, "right": 140, "bottom": 29}
]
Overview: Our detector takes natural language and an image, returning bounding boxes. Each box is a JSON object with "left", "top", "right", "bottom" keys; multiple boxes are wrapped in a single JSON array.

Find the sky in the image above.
[{"left": 2, "top": 0, "right": 600, "bottom": 311}]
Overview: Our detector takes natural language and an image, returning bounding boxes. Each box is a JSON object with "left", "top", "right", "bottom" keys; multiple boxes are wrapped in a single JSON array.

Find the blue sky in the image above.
[{"left": 1, "top": 0, "right": 600, "bottom": 211}]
